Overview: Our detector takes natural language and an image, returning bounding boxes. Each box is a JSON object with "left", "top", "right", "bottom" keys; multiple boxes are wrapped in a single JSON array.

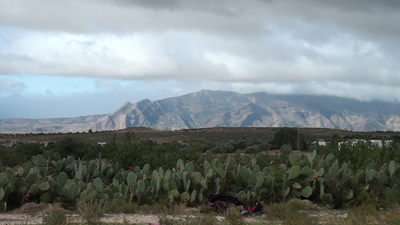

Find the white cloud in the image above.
[{"left": 1, "top": 0, "right": 400, "bottom": 118}]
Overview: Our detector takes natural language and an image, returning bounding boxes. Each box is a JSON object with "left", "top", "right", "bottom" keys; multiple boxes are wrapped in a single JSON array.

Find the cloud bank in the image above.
[{"left": 1, "top": 0, "right": 400, "bottom": 118}]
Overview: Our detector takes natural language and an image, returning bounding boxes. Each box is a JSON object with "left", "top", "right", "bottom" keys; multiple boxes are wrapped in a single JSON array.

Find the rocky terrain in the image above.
[{"left": 1, "top": 90, "right": 400, "bottom": 133}]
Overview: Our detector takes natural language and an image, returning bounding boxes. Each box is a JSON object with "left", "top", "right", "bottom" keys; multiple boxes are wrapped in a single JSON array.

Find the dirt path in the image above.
[
  {"left": 0, "top": 213, "right": 265, "bottom": 224},
  {"left": 0, "top": 203, "right": 267, "bottom": 225},
  {"left": 0, "top": 213, "right": 158, "bottom": 225}
]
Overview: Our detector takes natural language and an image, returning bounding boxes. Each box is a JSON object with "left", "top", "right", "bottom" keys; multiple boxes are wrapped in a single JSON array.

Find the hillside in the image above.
[{"left": 1, "top": 90, "right": 400, "bottom": 133}]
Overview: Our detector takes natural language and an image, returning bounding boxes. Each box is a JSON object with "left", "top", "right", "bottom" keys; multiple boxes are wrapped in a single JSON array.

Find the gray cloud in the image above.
[
  {"left": 1, "top": 0, "right": 399, "bottom": 40},
  {"left": 0, "top": 0, "right": 267, "bottom": 36},
  {"left": 0, "top": 0, "right": 400, "bottom": 114}
]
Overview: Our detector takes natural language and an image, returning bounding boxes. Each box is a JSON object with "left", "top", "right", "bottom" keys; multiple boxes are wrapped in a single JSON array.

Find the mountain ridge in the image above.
[{"left": 1, "top": 90, "right": 400, "bottom": 133}]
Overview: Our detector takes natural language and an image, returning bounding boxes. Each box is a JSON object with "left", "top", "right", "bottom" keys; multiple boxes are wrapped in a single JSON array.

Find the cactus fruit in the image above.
[{"left": 181, "top": 192, "right": 190, "bottom": 203}]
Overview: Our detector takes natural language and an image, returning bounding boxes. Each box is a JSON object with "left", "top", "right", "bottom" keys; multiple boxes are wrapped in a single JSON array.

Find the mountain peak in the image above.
[
  {"left": 120, "top": 101, "right": 132, "bottom": 107},
  {"left": 1, "top": 91, "right": 400, "bottom": 133},
  {"left": 111, "top": 101, "right": 133, "bottom": 116},
  {"left": 137, "top": 98, "right": 152, "bottom": 104}
]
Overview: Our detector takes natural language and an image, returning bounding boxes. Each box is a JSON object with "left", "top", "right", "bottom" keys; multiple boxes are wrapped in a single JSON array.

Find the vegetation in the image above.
[
  {"left": 270, "top": 127, "right": 307, "bottom": 151},
  {"left": 43, "top": 209, "right": 67, "bottom": 225},
  {"left": 0, "top": 127, "right": 400, "bottom": 224},
  {"left": 0, "top": 143, "right": 44, "bottom": 167},
  {"left": 77, "top": 199, "right": 107, "bottom": 224}
]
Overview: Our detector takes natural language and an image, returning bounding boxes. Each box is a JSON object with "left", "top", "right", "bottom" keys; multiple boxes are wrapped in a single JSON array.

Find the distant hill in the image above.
[{"left": 1, "top": 90, "right": 400, "bottom": 133}]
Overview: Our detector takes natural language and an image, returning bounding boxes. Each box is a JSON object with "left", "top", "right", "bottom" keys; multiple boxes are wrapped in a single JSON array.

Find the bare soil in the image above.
[{"left": 0, "top": 203, "right": 264, "bottom": 224}]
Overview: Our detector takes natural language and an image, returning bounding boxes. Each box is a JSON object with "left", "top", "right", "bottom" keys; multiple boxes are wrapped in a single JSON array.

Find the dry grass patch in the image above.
[
  {"left": 77, "top": 199, "right": 107, "bottom": 224},
  {"left": 263, "top": 204, "right": 311, "bottom": 224},
  {"left": 11, "top": 202, "right": 72, "bottom": 214},
  {"left": 341, "top": 204, "right": 400, "bottom": 225},
  {"left": 224, "top": 206, "right": 245, "bottom": 225}
]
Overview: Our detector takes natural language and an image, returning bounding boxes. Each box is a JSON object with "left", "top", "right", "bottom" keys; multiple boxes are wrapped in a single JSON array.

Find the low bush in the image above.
[
  {"left": 77, "top": 199, "right": 107, "bottom": 224},
  {"left": 263, "top": 202, "right": 314, "bottom": 225},
  {"left": 42, "top": 209, "right": 67, "bottom": 225}
]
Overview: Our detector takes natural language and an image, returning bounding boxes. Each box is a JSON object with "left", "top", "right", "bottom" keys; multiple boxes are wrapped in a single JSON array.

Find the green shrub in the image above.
[
  {"left": 43, "top": 210, "right": 67, "bottom": 225},
  {"left": 280, "top": 144, "right": 293, "bottom": 155},
  {"left": 244, "top": 145, "right": 262, "bottom": 154},
  {"left": 77, "top": 199, "right": 107, "bottom": 224},
  {"left": 224, "top": 206, "right": 245, "bottom": 225}
]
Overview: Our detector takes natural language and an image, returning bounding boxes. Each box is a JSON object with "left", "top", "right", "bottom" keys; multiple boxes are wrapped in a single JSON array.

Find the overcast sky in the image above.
[{"left": 1, "top": 0, "right": 400, "bottom": 119}]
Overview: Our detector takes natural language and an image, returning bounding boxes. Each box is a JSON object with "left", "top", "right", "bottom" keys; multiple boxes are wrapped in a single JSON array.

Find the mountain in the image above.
[{"left": 1, "top": 90, "right": 400, "bottom": 133}]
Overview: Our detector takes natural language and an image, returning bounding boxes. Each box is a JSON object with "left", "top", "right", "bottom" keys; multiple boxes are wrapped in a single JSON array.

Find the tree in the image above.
[
  {"left": 53, "top": 136, "right": 89, "bottom": 159},
  {"left": 271, "top": 127, "right": 307, "bottom": 150}
]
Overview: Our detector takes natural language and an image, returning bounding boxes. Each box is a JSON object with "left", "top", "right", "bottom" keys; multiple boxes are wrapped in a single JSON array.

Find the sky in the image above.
[{"left": 1, "top": 0, "right": 400, "bottom": 119}]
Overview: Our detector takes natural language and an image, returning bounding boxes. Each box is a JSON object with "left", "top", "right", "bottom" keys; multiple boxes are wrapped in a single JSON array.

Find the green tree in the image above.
[
  {"left": 271, "top": 127, "right": 307, "bottom": 150},
  {"left": 53, "top": 136, "right": 89, "bottom": 159},
  {"left": 0, "top": 143, "right": 43, "bottom": 167}
]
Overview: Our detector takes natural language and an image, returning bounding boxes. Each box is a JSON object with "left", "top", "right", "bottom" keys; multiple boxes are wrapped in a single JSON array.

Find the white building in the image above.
[
  {"left": 317, "top": 139, "right": 326, "bottom": 146},
  {"left": 311, "top": 139, "right": 326, "bottom": 146},
  {"left": 338, "top": 139, "right": 393, "bottom": 150}
]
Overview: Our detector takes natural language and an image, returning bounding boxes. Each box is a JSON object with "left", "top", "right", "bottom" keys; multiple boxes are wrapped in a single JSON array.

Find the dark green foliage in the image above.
[
  {"left": 271, "top": 127, "right": 307, "bottom": 150},
  {"left": 318, "top": 139, "right": 400, "bottom": 171},
  {"left": 103, "top": 132, "right": 203, "bottom": 170},
  {"left": 0, "top": 143, "right": 43, "bottom": 167},
  {"left": 244, "top": 145, "right": 262, "bottom": 154},
  {"left": 53, "top": 136, "right": 90, "bottom": 159}
]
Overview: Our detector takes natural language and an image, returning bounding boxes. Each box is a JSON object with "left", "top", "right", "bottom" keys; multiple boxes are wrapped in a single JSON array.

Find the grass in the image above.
[
  {"left": 332, "top": 204, "right": 400, "bottom": 225},
  {"left": 262, "top": 201, "right": 315, "bottom": 225},
  {"left": 261, "top": 201, "right": 400, "bottom": 225}
]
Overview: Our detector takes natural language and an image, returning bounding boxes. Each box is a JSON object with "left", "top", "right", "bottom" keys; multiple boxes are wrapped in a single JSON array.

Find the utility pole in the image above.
[{"left": 297, "top": 128, "right": 300, "bottom": 151}]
